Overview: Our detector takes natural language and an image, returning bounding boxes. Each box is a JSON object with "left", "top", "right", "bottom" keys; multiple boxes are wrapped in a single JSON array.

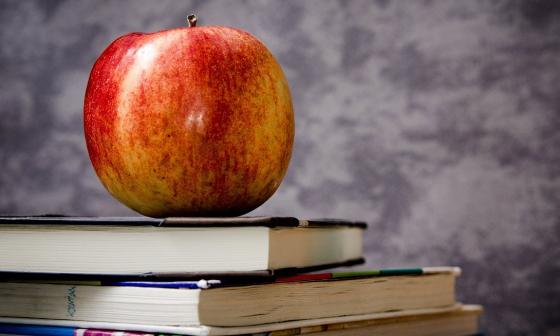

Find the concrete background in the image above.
[{"left": 1, "top": 1, "right": 559, "bottom": 334}]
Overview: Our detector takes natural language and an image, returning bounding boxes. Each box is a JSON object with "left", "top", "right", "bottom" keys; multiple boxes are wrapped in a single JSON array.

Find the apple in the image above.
[{"left": 84, "top": 15, "right": 294, "bottom": 217}]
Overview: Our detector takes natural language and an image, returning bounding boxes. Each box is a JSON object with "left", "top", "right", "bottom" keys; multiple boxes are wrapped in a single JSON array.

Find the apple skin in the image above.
[{"left": 84, "top": 25, "right": 294, "bottom": 217}]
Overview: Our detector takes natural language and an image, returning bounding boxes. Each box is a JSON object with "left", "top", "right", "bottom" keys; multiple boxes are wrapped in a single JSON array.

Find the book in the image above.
[
  {"left": 0, "top": 268, "right": 458, "bottom": 328},
  {"left": 0, "top": 322, "right": 154, "bottom": 336},
  {"left": 0, "top": 216, "right": 365, "bottom": 277},
  {"left": 0, "top": 305, "right": 482, "bottom": 336}
]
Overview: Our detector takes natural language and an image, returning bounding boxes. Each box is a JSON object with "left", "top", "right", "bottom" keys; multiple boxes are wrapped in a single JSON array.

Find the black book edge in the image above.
[
  {"left": 0, "top": 215, "right": 367, "bottom": 229},
  {"left": 272, "top": 257, "right": 365, "bottom": 276},
  {"left": 163, "top": 216, "right": 300, "bottom": 227},
  {"left": 0, "top": 215, "right": 163, "bottom": 226},
  {"left": 0, "top": 258, "right": 365, "bottom": 283}
]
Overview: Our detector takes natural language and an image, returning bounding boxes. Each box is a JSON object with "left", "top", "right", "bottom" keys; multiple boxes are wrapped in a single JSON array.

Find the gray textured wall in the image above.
[{"left": 1, "top": 0, "right": 559, "bottom": 334}]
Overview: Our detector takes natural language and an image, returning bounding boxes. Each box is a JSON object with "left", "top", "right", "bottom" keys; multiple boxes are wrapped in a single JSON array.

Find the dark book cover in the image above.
[{"left": 0, "top": 215, "right": 367, "bottom": 229}]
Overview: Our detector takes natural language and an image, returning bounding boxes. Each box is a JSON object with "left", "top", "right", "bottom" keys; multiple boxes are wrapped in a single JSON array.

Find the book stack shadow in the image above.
[{"left": 0, "top": 216, "right": 482, "bottom": 336}]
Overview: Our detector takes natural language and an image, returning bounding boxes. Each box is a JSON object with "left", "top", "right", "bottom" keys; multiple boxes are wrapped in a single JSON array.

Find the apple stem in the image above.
[{"left": 187, "top": 14, "right": 197, "bottom": 27}]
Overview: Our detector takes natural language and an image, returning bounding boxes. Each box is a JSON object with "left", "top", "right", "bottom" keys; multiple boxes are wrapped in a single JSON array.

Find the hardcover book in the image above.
[
  {"left": 0, "top": 268, "right": 459, "bottom": 328},
  {"left": 0, "top": 216, "right": 365, "bottom": 278}
]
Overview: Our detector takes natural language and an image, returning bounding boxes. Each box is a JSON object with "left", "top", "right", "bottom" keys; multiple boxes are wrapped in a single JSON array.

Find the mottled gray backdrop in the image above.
[{"left": 1, "top": 0, "right": 559, "bottom": 334}]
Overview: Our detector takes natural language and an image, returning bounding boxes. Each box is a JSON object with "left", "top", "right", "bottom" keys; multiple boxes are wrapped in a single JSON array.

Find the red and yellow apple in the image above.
[{"left": 84, "top": 16, "right": 294, "bottom": 217}]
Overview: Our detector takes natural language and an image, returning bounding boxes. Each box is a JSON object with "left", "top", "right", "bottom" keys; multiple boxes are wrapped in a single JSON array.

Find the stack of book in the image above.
[{"left": 0, "top": 216, "right": 482, "bottom": 335}]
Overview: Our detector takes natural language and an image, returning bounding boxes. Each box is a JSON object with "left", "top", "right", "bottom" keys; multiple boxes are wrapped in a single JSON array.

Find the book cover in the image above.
[
  {"left": 0, "top": 215, "right": 367, "bottom": 229},
  {"left": 0, "top": 323, "right": 161, "bottom": 335},
  {"left": 1, "top": 267, "right": 459, "bottom": 287}
]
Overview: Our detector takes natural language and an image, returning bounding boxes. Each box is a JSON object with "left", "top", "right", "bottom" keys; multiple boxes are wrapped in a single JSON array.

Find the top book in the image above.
[{"left": 0, "top": 216, "right": 365, "bottom": 278}]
